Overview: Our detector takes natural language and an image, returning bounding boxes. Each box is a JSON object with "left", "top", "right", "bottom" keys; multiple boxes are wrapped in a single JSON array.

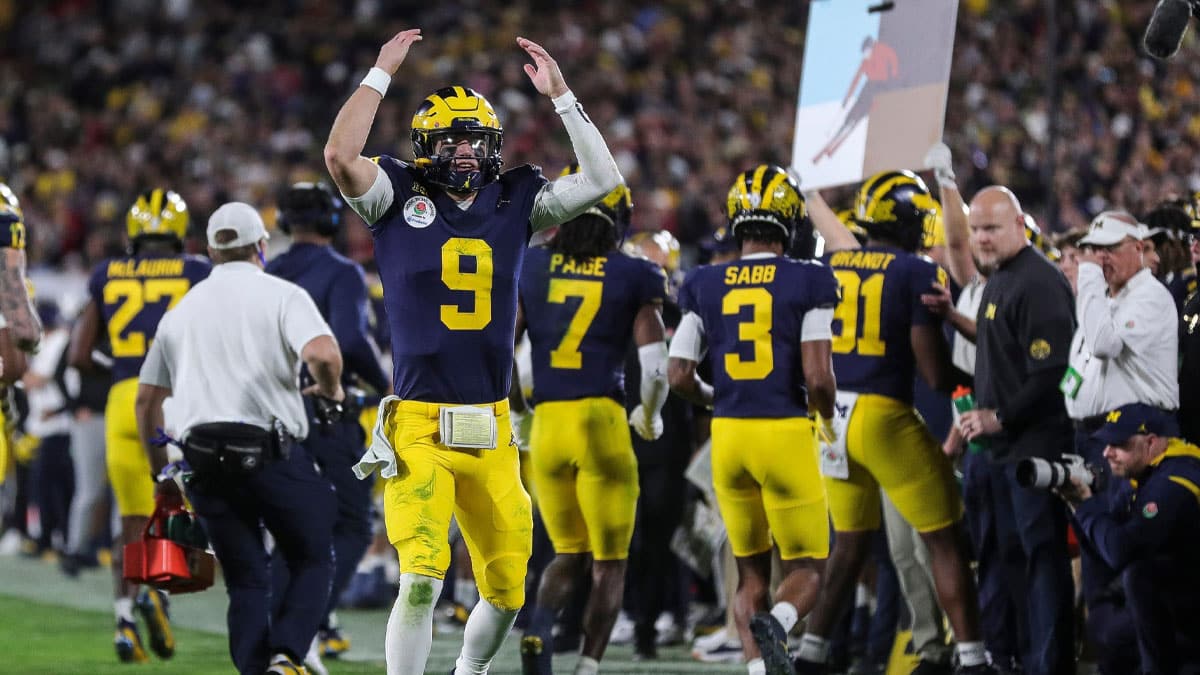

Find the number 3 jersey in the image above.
[
  {"left": 369, "top": 156, "right": 548, "bottom": 404},
  {"left": 822, "top": 245, "right": 945, "bottom": 403},
  {"left": 678, "top": 254, "right": 839, "bottom": 418},
  {"left": 519, "top": 247, "right": 666, "bottom": 404},
  {"left": 88, "top": 254, "right": 212, "bottom": 382}
]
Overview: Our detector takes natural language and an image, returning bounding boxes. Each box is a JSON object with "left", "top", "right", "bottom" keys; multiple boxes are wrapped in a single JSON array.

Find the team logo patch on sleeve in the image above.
[
  {"left": 403, "top": 196, "right": 436, "bottom": 228},
  {"left": 1029, "top": 338, "right": 1051, "bottom": 360},
  {"left": 1142, "top": 502, "right": 1159, "bottom": 519}
]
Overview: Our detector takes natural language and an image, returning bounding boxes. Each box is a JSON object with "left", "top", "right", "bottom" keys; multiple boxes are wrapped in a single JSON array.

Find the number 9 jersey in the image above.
[
  {"left": 369, "top": 155, "right": 547, "bottom": 404},
  {"left": 678, "top": 254, "right": 839, "bottom": 418}
]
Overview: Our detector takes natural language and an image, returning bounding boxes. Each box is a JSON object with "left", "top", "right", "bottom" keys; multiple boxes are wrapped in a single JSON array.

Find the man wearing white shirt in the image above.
[{"left": 1065, "top": 210, "right": 1179, "bottom": 675}]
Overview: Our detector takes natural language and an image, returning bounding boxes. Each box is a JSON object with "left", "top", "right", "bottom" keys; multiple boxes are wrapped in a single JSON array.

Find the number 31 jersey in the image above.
[
  {"left": 678, "top": 254, "right": 839, "bottom": 419},
  {"left": 822, "top": 245, "right": 946, "bottom": 403},
  {"left": 88, "top": 254, "right": 212, "bottom": 381}
]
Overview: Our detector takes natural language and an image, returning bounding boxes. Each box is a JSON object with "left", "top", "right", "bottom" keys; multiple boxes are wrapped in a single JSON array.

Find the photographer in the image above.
[{"left": 1058, "top": 403, "right": 1200, "bottom": 673}]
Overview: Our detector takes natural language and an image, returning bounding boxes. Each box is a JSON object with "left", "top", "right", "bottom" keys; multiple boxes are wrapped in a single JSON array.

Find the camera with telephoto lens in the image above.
[{"left": 1016, "top": 453, "right": 1101, "bottom": 489}]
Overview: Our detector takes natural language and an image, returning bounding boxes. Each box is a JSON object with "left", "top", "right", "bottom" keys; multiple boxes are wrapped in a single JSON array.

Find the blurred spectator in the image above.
[
  {"left": 22, "top": 299, "right": 73, "bottom": 556},
  {"left": 7, "top": 3, "right": 1200, "bottom": 273}
]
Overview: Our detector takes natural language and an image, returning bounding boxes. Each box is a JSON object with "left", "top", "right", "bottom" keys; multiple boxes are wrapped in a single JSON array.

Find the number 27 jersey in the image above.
[
  {"left": 88, "top": 254, "right": 212, "bottom": 382},
  {"left": 679, "top": 255, "right": 839, "bottom": 419}
]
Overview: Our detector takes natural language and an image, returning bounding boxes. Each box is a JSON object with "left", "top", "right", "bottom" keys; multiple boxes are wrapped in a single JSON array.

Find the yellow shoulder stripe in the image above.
[{"left": 1168, "top": 475, "right": 1200, "bottom": 508}]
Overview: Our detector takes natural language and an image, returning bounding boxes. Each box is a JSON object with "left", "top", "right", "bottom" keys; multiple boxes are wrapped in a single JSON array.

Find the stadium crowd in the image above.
[{"left": 2, "top": 1, "right": 1200, "bottom": 675}]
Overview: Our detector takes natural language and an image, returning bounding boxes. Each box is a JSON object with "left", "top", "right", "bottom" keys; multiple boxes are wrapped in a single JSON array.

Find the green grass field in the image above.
[{"left": 0, "top": 553, "right": 744, "bottom": 674}]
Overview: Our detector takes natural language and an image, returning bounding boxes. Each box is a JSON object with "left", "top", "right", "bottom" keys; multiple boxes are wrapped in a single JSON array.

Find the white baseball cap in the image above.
[
  {"left": 207, "top": 202, "right": 269, "bottom": 249},
  {"left": 1079, "top": 211, "right": 1149, "bottom": 247}
]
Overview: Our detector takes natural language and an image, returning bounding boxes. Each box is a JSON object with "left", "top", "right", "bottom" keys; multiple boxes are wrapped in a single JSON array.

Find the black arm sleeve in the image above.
[{"left": 998, "top": 366, "right": 1067, "bottom": 435}]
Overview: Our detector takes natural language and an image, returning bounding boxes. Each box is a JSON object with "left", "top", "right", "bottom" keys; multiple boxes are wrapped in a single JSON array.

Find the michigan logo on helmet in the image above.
[
  {"left": 558, "top": 163, "right": 633, "bottom": 235},
  {"left": 854, "top": 170, "right": 936, "bottom": 252},
  {"left": 726, "top": 165, "right": 805, "bottom": 246},
  {"left": 0, "top": 182, "right": 26, "bottom": 250},
  {"left": 127, "top": 189, "right": 188, "bottom": 245},
  {"left": 410, "top": 86, "right": 503, "bottom": 192}
]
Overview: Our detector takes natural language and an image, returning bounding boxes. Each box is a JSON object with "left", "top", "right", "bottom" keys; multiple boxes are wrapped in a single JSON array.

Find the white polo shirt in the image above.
[
  {"left": 1065, "top": 264, "right": 1179, "bottom": 419},
  {"left": 139, "top": 261, "right": 333, "bottom": 439}
]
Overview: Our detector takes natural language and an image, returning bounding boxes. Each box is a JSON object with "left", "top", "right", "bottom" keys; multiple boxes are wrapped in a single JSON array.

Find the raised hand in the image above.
[
  {"left": 517, "top": 37, "right": 568, "bottom": 99},
  {"left": 375, "top": 29, "right": 423, "bottom": 76}
]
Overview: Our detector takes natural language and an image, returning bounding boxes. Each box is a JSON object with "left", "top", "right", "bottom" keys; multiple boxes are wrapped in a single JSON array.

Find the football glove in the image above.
[
  {"left": 629, "top": 404, "right": 664, "bottom": 441},
  {"left": 923, "top": 141, "right": 956, "bottom": 187}
]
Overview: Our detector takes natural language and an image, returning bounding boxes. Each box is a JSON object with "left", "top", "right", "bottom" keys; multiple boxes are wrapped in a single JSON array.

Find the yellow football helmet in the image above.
[
  {"left": 126, "top": 188, "right": 188, "bottom": 244},
  {"left": 855, "top": 169, "right": 937, "bottom": 252},
  {"left": 725, "top": 164, "right": 805, "bottom": 245},
  {"left": 623, "top": 230, "right": 681, "bottom": 274},
  {"left": 1024, "top": 214, "right": 1060, "bottom": 261},
  {"left": 410, "top": 86, "right": 503, "bottom": 192},
  {"left": 558, "top": 163, "right": 633, "bottom": 235},
  {"left": 922, "top": 198, "right": 946, "bottom": 250}
]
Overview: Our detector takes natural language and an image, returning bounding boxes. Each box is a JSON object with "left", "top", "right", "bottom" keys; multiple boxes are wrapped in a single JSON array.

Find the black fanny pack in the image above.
[{"left": 183, "top": 422, "right": 286, "bottom": 477}]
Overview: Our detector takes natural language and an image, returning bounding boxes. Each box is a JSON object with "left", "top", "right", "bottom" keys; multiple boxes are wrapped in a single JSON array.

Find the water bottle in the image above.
[{"left": 951, "top": 385, "right": 987, "bottom": 454}]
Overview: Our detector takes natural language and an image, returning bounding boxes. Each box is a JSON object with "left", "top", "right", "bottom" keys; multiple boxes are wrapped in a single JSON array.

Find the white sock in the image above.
[
  {"left": 453, "top": 599, "right": 520, "bottom": 674},
  {"left": 769, "top": 601, "right": 799, "bottom": 634},
  {"left": 747, "top": 657, "right": 767, "bottom": 675},
  {"left": 114, "top": 598, "right": 134, "bottom": 623},
  {"left": 385, "top": 573, "right": 443, "bottom": 675},
  {"left": 796, "top": 634, "right": 829, "bottom": 663},
  {"left": 574, "top": 655, "right": 599, "bottom": 675},
  {"left": 956, "top": 641, "right": 988, "bottom": 667}
]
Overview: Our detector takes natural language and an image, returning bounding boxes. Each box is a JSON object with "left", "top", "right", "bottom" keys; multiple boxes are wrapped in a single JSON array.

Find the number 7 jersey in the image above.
[
  {"left": 520, "top": 247, "right": 667, "bottom": 404},
  {"left": 678, "top": 254, "right": 839, "bottom": 418},
  {"left": 88, "top": 254, "right": 212, "bottom": 381}
]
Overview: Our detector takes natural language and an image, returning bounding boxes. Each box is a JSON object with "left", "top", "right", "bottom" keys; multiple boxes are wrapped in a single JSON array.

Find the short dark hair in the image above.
[
  {"left": 549, "top": 215, "right": 618, "bottom": 261},
  {"left": 210, "top": 230, "right": 259, "bottom": 263}
]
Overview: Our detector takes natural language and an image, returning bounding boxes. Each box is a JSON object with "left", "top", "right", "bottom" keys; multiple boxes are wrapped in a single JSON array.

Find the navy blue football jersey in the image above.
[
  {"left": 521, "top": 247, "right": 666, "bottom": 403},
  {"left": 88, "top": 254, "right": 212, "bottom": 381},
  {"left": 679, "top": 254, "right": 839, "bottom": 418},
  {"left": 369, "top": 155, "right": 547, "bottom": 404},
  {"left": 267, "top": 243, "right": 389, "bottom": 394},
  {"left": 823, "top": 245, "right": 946, "bottom": 402}
]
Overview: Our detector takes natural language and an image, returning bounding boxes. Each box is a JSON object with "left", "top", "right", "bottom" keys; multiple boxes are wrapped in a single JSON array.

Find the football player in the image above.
[
  {"left": 794, "top": 171, "right": 994, "bottom": 674},
  {"left": 325, "top": 30, "right": 622, "bottom": 675},
  {"left": 0, "top": 182, "right": 38, "bottom": 491},
  {"left": 514, "top": 168, "right": 668, "bottom": 675},
  {"left": 668, "top": 165, "right": 837, "bottom": 675},
  {"left": 0, "top": 182, "right": 40, "bottom": 377},
  {"left": 69, "top": 188, "right": 211, "bottom": 663}
]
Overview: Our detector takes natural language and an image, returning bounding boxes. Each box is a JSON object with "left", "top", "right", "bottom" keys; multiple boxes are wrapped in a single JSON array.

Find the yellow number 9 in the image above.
[
  {"left": 722, "top": 287, "right": 774, "bottom": 380},
  {"left": 441, "top": 238, "right": 493, "bottom": 331}
]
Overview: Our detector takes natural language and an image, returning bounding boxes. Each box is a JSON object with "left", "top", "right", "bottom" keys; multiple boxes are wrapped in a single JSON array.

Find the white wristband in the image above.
[
  {"left": 552, "top": 89, "right": 578, "bottom": 115},
  {"left": 360, "top": 67, "right": 391, "bottom": 97}
]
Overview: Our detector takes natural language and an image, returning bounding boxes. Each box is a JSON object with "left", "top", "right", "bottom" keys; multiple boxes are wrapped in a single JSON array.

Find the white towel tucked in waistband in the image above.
[{"left": 353, "top": 395, "right": 400, "bottom": 480}]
